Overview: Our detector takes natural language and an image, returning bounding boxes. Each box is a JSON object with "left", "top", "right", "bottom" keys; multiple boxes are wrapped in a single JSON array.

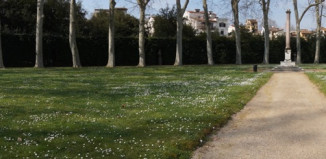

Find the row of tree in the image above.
[
  {"left": 292, "top": 0, "right": 325, "bottom": 64},
  {"left": 0, "top": 0, "right": 325, "bottom": 68},
  {"left": 232, "top": 0, "right": 325, "bottom": 65},
  {"left": 0, "top": 0, "right": 87, "bottom": 68},
  {"left": 33, "top": 0, "right": 81, "bottom": 68}
]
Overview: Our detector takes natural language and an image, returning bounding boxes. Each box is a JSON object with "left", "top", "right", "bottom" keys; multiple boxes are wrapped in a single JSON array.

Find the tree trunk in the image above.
[
  {"left": 0, "top": 17, "right": 4, "bottom": 68},
  {"left": 69, "top": 0, "right": 81, "bottom": 68},
  {"left": 232, "top": 0, "right": 242, "bottom": 65},
  {"left": 293, "top": 0, "right": 301, "bottom": 64},
  {"left": 175, "top": 11, "right": 183, "bottom": 66},
  {"left": 138, "top": 5, "right": 146, "bottom": 67},
  {"left": 293, "top": 0, "right": 322, "bottom": 64},
  {"left": 158, "top": 49, "right": 163, "bottom": 65},
  {"left": 174, "top": 0, "right": 189, "bottom": 66},
  {"left": 203, "top": 0, "right": 214, "bottom": 65},
  {"left": 136, "top": 0, "right": 150, "bottom": 67},
  {"left": 314, "top": 0, "right": 322, "bottom": 64},
  {"left": 262, "top": 0, "right": 270, "bottom": 64},
  {"left": 107, "top": 0, "right": 116, "bottom": 67},
  {"left": 295, "top": 21, "right": 301, "bottom": 64},
  {"left": 35, "top": 0, "right": 44, "bottom": 68}
]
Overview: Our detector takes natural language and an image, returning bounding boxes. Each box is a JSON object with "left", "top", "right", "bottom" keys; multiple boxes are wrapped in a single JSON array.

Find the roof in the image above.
[
  {"left": 270, "top": 27, "right": 283, "bottom": 32},
  {"left": 246, "top": 19, "right": 257, "bottom": 23},
  {"left": 190, "top": 17, "right": 217, "bottom": 22},
  {"left": 300, "top": 29, "right": 313, "bottom": 34},
  {"left": 186, "top": 10, "right": 217, "bottom": 16},
  {"left": 116, "top": 8, "right": 128, "bottom": 10},
  {"left": 94, "top": 8, "right": 128, "bottom": 12},
  {"left": 187, "top": 11, "right": 204, "bottom": 13}
]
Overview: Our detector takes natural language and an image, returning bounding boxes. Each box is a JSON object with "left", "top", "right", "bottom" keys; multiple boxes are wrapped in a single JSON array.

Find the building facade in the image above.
[
  {"left": 217, "top": 18, "right": 229, "bottom": 36},
  {"left": 245, "top": 19, "right": 258, "bottom": 34},
  {"left": 146, "top": 16, "right": 155, "bottom": 36},
  {"left": 269, "top": 27, "right": 284, "bottom": 40},
  {"left": 183, "top": 9, "right": 229, "bottom": 36}
]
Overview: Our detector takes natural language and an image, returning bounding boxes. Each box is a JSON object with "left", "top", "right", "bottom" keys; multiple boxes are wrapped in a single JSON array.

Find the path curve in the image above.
[{"left": 192, "top": 72, "right": 326, "bottom": 159}]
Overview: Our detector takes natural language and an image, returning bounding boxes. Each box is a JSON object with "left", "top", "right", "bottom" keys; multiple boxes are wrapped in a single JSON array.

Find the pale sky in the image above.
[{"left": 77, "top": 0, "right": 324, "bottom": 31}]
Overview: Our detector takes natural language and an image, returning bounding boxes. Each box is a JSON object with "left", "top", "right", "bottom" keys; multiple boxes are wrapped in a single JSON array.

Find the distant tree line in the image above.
[
  {"left": 0, "top": 0, "right": 325, "bottom": 68},
  {"left": 2, "top": 28, "right": 326, "bottom": 67}
]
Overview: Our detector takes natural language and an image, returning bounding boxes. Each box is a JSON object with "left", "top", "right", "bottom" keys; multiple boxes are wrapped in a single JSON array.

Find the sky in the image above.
[{"left": 76, "top": 0, "right": 324, "bottom": 31}]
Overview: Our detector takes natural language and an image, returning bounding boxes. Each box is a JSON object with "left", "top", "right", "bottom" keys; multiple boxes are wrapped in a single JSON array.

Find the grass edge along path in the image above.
[
  {"left": 0, "top": 66, "right": 272, "bottom": 159},
  {"left": 303, "top": 64, "right": 326, "bottom": 94},
  {"left": 306, "top": 72, "right": 326, "bottom": 95}
]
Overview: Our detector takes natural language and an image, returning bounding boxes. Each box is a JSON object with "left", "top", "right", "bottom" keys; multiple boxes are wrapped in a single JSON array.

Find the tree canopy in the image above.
[
  {"left": 153, "top": 5, "right": 195, "bottom": 38},
  {"left": 0, "top": 0, "right": 86, "bottom": 36},
  {"left": 86, "top": 10, "right": 138, "bottom": 38}
]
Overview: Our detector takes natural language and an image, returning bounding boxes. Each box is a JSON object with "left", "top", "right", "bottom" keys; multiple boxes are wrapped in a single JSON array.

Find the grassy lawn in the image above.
[
  {"left": 0, "top": 66, "right": 272, "bottom": 158},
  {"left": 305, "top": 65, "right": 326, "bottom": 94},
  {"left": 300, "top": 64, "right": 326, "bottom": 70}
]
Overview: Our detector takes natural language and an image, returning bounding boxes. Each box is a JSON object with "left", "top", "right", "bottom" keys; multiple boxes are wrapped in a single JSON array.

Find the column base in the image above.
[{"left": 280, "top": 60, "right": 296, "bottom": 67}]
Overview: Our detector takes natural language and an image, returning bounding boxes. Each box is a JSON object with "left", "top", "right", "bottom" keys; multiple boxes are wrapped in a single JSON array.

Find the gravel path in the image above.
[{"left": 192, "top": 72, "right": 326, "bottom": 159}]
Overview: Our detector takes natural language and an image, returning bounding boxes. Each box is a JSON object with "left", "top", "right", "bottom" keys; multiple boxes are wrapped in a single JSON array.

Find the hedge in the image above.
[{"left": 2, "top": 34, "right": 326, "bottom": 67}]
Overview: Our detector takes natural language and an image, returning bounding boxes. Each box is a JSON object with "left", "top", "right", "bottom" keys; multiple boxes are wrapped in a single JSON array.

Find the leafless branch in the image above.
[{"left": 299, "top": 2, "right": 322, "bottom": 22}]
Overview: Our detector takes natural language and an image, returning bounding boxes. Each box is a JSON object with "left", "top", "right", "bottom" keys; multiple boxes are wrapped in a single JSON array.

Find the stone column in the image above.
[
  {"left": 281, "top": 9, "right": 295, "bottom": 67},
  {"left": 286, "top": 10, "right": 291, "bottom": 50}
]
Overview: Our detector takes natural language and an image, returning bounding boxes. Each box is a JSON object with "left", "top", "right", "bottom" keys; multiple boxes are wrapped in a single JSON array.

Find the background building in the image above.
[
  {"left": 217, "top": 18, "right": 229, "bottom": 36},
  {"left": 183, "top": 9, "right": 229, "bottom": 36},
  {"left": 93, "top": 8, "right": 128, "bottom": 17},
  {"left": 146, "top": 16, "right": 156, "bottom": 36},
  {"left": 245, "top": 19, "right": 258, "bottom": 34},
  {"left": 300, "top": 29, "right": 314, "bottom": 40},
  {"left": 269, "top": 27, "right": 284, "bottom": 40}
]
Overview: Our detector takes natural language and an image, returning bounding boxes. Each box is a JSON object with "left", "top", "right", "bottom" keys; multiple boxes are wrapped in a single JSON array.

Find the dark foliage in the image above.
[
  {"left": 152, "top": 5, "right": 196, "bottom": 38},
  {"left": 0, "top": 0, "right": 86, "bottom": 36},
  {"left": 2, "top": 33, "right": 324, "bottom": 67},
  {"left": 85, "top": 11, "right": 139, "bottom": 38}
]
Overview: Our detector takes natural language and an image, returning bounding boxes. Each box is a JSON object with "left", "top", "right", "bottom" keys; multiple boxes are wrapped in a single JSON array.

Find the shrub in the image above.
[{"left": 2, "top": 34, "right": 324, "bottom": 67}]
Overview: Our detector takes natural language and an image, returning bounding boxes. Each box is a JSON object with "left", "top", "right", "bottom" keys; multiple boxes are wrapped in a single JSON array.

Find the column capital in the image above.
[{"left": 286, "top": 9, "right": 291, "bottom": 14}]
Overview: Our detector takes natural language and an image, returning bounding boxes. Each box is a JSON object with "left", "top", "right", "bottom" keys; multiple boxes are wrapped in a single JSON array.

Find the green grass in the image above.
[
  {"left": 306, "top": 72, "right": 326, "bottom": 94},
  {"left": 0, "top": 66, "right": 272, "bottom": 158},
  {"left": 300, "top": 64, "right": 326, "bottom": 70},
  {"left": 301, "top": 64, "right": 326, "bottom": 94}
]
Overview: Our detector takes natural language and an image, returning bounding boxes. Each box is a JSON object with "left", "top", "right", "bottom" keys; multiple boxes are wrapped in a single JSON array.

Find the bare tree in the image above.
[
  {"left": 137, "top": 0, "right": 150, "bottom": 67},
  {"left": 203, "top": 0, "right": 214, "bottom": 65},
  {"left": 0, "top": 16, "right": 4, "bottom": 68},
  {"left": 260, "top": 0, "right": 270, "bottom": 64},
  {"left": 35, "top": 0, "right": 44, "bottom": 68},
  {"left": 69, "top": 0, "right": 82, "bottom": 68},
  {"left": 314, "top": 0, "right": 323, "bottom": 64},
  {"left": 231, "top": 0, "right": 241, "bottom": 65},
  {"left": 293, "top": 0, "right": 322, "bottom": 64},
  {"left": 174, "top": 0, "right": 190, "bottom": 66},
  {"left": 107, "top": 0, "right": 116, "bottom": 67}
]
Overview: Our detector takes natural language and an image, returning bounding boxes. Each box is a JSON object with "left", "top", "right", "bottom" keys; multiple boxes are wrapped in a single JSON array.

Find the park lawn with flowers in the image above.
[
  {"left": 305, "top": 65, "right": 326, "bottom": 95},
  {"left": 0, "top": 66, "right": 272, "bottom": 158},
  {"left": 300, "top": 64, "right": 326, "bottom": 70}
]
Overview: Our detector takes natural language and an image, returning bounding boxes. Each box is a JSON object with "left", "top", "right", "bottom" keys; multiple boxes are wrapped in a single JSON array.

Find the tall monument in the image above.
[
  {"left": 281, "top": 10, "right": 295, "bottom": 67},
  {"left": 272, "top": 10, "right": 302, "bottom": 71}
]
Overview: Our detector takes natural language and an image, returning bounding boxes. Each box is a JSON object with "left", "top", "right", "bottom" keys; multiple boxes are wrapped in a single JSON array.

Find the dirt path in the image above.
[{"left": 192, "top": 72, "right": 326, "bottom": 159}]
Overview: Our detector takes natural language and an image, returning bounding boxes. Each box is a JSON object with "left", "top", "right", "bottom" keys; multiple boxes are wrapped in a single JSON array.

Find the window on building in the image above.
[
  {"left": 210, "top": 24, "right": 214, "bottom": 29},
  {"left": 219, "top": 23, "right": 226, "bottom": 27},
  {"left": 220, "top": 30, "right": 224, "bottom": 35}
]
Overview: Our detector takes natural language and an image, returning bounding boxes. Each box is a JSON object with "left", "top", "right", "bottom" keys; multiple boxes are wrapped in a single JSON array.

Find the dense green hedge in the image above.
[{"left": 2, "top": 34, "right": 326, "bottom": 67}]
